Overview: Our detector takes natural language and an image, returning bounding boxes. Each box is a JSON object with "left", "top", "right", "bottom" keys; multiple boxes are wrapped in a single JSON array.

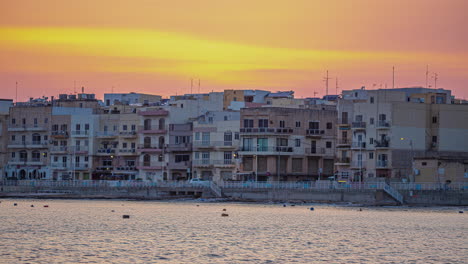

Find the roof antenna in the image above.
[
  {"left": 15, "top": 81, "right": 18, "bottom": 103},
  {"left": 323, "top": 70, "right": 330, "bottom": 96},
  {"left": 392, "top": 66, "right": 395, "bottom": 89},
  {"left": 198, "top": 79, "right": 200, "bottom": 94},
  {"left": 191, "top": 78, "right": 193, "bottom": 94},
  {"left": 335, "top": 77, "right": 339, "bottom": 95},
  {"left": 425, "top": 65, "right": 429, "bottom": 88},
  {"left": 433, "top": 73, "right": 438, "bottom": 89}
]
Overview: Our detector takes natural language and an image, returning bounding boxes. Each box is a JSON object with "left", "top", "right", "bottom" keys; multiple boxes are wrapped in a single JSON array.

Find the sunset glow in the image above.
[{"left": 1, "top": 0, "right": 467, "bottom": 99}]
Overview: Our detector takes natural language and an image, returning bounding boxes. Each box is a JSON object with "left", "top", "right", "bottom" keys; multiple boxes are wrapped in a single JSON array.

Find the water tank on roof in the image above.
[{"left": 59, "top": 94, "right": 68, "bottom": 100}]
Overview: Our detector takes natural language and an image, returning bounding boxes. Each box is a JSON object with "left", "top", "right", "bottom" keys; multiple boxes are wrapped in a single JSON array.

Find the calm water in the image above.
[{"left": 0, "top": 199, "right": 466, "bottom": 264}]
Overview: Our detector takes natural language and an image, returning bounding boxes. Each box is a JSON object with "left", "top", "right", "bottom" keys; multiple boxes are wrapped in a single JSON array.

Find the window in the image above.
[
  {"left": 201, "top": 152, "right": 210, "bottom": 162},
  {"left": 370, "top": 118, "right": 374, "bottom": 125},
  {"left": 295, "top": 139, "right": 301, "bottom": 147},
  {"left": 295, "top": 121, "right": 301, "bottom": 128},
  {"left": 309, "top": 122, "right": 319, "bottom": 129},
  {"left": 85, "top": 124, "right": 90, "bottom": 130},
  {"left": 224, "top": 151, "right": 232, "bottom": 161},
  {"left": 258, "top": 119, "right": 268, "bottom": 128},
  {"left": 276, "top": 138, "right": 288, "bottom": 147},
  {"left": 279, "top": 120, "right": 285, "bottom": 128},
  {"left": 123, "top": 142, "right": 128, "bottom": 148},
  {"left": 131, "top": 125, "right": 136, "bottom": 131},
  {"left": 195, "top": 152, "right": 200, "bottom": 159},
  {"left": 123, "top": 125, "right": 128, "bottom": 131},
  {"left": 258, "top": 138, "right": 268, "bottom": 151},
  {"left": 32, "top": 133, "right": 41, "bottom": 143},
  {"left": 243, "top": 119, "right": 254, "bottom": 128},
  {"left": 355, "top": 115, "right": 363, "bottom": 122},
  {"left": 34, "top": 118, "right": 38, "bottom": 125},
  {"left": 234, "top": 132, "right": 239, "bottom": 140},
  {"left": 76, "top": 124, "right": 81, "bottom": 131},
  {"left": 53, "top": 156, "right": 58, "bottom": 162},
  {"left": 292, "top": 158, "right": 303, "bottom": 172},
  {"left": 195, "top": 132, "right": 200, "bottom": 140},
  {"left": 224, "top": 132, "right": 232, "bottom": 144},
  {"left": 11, "top": 135, "right": 15, "bottom": 141},
  {"left": 432, "top": 116, "right": 438, "bottom": 123},
  {"left": 422, "top": 162, "right": 427, "bottom": 166},
  {"left": 175, "top": 154, "right": 190, "bottom": 162},
  {"left": 11, "top": 152, "right": 15, "bottom": 158},
  {"left": 44, "top": 135, "right": 48, "bottom": 141},
  {"left": 22, "top": 118, "right": 26, "bottom": 125},
  {"left": 369, "top": 138, "right": 374, "bottom": 144},
  {"left": 84, "top": 156, "right": 89, "bottom": 162},
  {"left": 369, "top": 152, "right": 374, "bottom": 159},
  {"left": 75, "top": 156, "right": 80, "bottom": 163},
  {"left": 326, "top": 141, "right": 332, "bottom": 148},
  {"left": 44, "top": 118, "right": 48, "bottom": 124},
  {"left": 224, "top": 116, "right": 228, "bottom": 121},
  {"left": 432, "top": 136, "right": 437, "bottom": 143},
  {"left": 201, "top": 132, "right": 210, "bottom": 144},
  {"left": 113, "top": 125, "right": 117, "bottom": 131},
  {"left": 370, "top": 97, "right": 374, "bottom": 103},
  {"left": 326, "top": 122, "right": 332, "bottom": 129},
  {"left": 143, "top": 154, "right": 151, "bottom": 166},
  {"left": 12, "top": 118, "right": 16, "bottom": 124},
  {"left": 180, "top": 104, "right": 183, "bottom": 108}
]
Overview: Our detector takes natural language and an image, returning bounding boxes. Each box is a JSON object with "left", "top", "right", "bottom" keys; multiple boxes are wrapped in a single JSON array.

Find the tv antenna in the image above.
[
  {"left": 433, "top": 73, "right": 438, "bottom": 89},
  {"left": 425, "top": 65, "right": 429, "bottom": 88},
  {"left": 323, "top": 70, "right": 330, "bottom": 96}
]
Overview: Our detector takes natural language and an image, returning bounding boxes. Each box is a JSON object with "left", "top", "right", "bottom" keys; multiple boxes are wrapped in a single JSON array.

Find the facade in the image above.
[
  {"left": 0, "top": 99, "right": 13, "bottom": 180},
  {"left": 192, "top": 111, "right": 241, "bottom": 182},
  {"left": 104, "top": 93, "right": 162, "bottom": 106},
  {"left": 335, "top": 87, "right": 468, "bottom": 182},
  {"left": 238, "top": 107, "right": 337, "bottom": 182},
  {"left": 413, "top": 157, "right": 468, "bottom": 184}
]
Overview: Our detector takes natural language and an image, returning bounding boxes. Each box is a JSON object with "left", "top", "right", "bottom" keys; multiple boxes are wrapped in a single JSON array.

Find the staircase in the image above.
[
  {"left": 210, "top": 181, "right": 224, "bottom": 198},
  {"left": 383, "top": 183, "right": 404, "bottom": 204}
]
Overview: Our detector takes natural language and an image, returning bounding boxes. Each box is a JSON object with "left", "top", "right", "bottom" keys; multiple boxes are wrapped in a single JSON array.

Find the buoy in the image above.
[
  {"left": 291, "top": 205, "right": 296, "bottom": 207},
  {"left": 122, "top": 215, "right": 130, "bottom": 219},
  {"left": 359, "top": 208, "right": 363, "bottom": 212},
  {"left": 31, "top": 205, "right": 34, "bottom": 208},
  {"left": 196, "top": 205, "right": 200, "bottom": 207},
  {"left": 459, "top": 211, "right": 464, "bottom": 214},
  {"left": 310, "top": 207, "right": 314, "bottom": 211},
  {"left": 43, "top": 205, "right": 49, "bottom": 208},
  {"left": 111, "top": 210, "right": 115, "bottom": 212},
  {"left": 283, "top": 204, "right": 287, "bottom": 207},
  {"left": 222, "top": 209, "right": 227, "bottom": 211},
  {"left": 13, "top": 203, "right": 17, "bottom": 206},
  {"left": 221, "top": 213, "right": 229, "bottom": 217}
]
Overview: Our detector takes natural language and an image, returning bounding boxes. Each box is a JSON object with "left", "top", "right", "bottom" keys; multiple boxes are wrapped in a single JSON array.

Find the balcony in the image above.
[
  {"left": 69, "top": 146, "right": 89, "bottom": 153},
  {"left": 335, "top": 157, "right": 351, "bottom": 165},
  {"left": 95, "top": 131, "right": 118, "bottom": 138},
  {"left": 119, "top": 131, "right": 137, "bottom": 138},
  {"left": 114, "top": 166, "right": 138, "bottom": 173},
  {"left": 376, "top": 120, "right": 391, "bottom": 129},
  {"left": 351, "top": 142, "right": 366, "bottom": 149},
  {"left": 306, "top": 129, "right": 325, "bottom": 137},
  {"left": 51, "top": 130, "right": 69, "bottom": 138},
  {"left": 118, "top": 148, "right": 137, "bottom": 155},
  {"left": 376, "top": 160, "right": 389, "bottom": 168},
  {"left": 193, "top": 159, "right": 236, "bottom": 167},
  {"left": 96, "top": 148, "right": 116, "bottom": 155},
  {"left": 351, "top": 160, "right": 366, "bottom": 168},
  {"left": 238, "top": 146, "right": 294, "bottom": 155},
  {"left": 7, "top": 141, "right": 48, "bottom": 148},
  {"left": 351, "top": 122, "right": 366, "bottom": 130},
  {"left": 337, "top": 139, "right": 351, "bottom": 147},
  {"left": 71, "top": 163, "right": 89, "bottom": 170},
  {"left": 167, "top": 161, "right": 191, "bottom": 170},
  {"left": 137, "top": 144, "right": 164, "bottom": 153},
  {"left": 50, "top": 163, "right": 68, "bottom": 169},
  {"left": 239, "top": 127, "right": 294, "bottom": 135},
  {"left": 193, "top": 141, "right": 236, "bottom": 149},
  {"left": 8, "top": 125, "right": 47, "bottom": 132},
  {"left": 138, "top": 126, "right": 167, "bottom": 134},
  {"left": 138, "top": 109, "right": 169, "bottom": 116},
  {"left": 50, "top": 146, "right": 68, "bottom": 153},
  {"left": 337, "top": 119, "right": 350, "bottom": 127},
  {"left": 167, "top": 143, "right": 192, "bottom": 152},
  {"left": 374, "top": 139, "right": 390, "bottom": 149},
  {"left": 95, "top": 166, "right": 114, "bottom": 172},
  {"left": 304, "top": 147, "right": 325, "bottom": 155},
  {"left": 71, "top": 130, "right": 90, "bottom": 137},
  {"left": 192, "top": 159, "right": 213, "bottom": 168}
]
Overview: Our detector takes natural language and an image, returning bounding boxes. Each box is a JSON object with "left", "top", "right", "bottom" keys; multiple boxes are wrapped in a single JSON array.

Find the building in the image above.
[
  {"left": 104, "top": 92, "right": 162, "bottom": 106},
  {"left": 413, "top": 156, "right": 468, "bottom": 184},
  {"left": 0, "top": 99, "right": 13, "bottom": 180},
  {"left": 238, "top": 106, "right": 337, "bottom": 182},
  {"left": 192, "top": 111, "right": 241, "bottom": 182},
  {"left": 335, "top": 87, "right": 468, "bottom": 182}
]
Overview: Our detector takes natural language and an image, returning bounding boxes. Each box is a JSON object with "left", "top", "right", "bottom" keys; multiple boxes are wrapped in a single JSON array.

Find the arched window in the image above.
[
  {"left": 144, "top": 137, "right": 151, "bottom": 148},
  {"left": 158, "top": 136, "right": 165, "bottom": 149},
  {"left": 159, "top": 118, "right": 165, "bottom": 130},
  {"left": 143, "top": 154, "right": 151, "bottom": 167},
  {"left": 32, "top": 151, "right": 40, "bottom": 162},
  {"left": 32, "top": 133, "right": 41, "bottom": 144},
  {"left": 144, "top": 119, "right": 152, "bottom": 130}
]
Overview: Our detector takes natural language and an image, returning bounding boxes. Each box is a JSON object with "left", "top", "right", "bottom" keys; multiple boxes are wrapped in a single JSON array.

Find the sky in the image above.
[{"left": 1, "top": 0, "right": 467, "bottom": 101}]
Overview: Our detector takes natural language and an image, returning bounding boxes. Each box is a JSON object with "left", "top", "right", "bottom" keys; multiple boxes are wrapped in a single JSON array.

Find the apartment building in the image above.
[
  {"left": 192, "top": 111, "right": 240, "bottom": 181},
  {"left": 104, "top": 92, "right": 162, "bottom": 106},
  {"left": 167, "top": 123, "right": 193, "bottom": 180},
  {"left": 5, "top": 101, "right": 52, "bottom": 180},
  {"left": 238, "top": 106, "right": 337, "bottom": 182},
  {"left": 0, "top": 99, "right": 13, "bottom": 180},
  {"left": 335, "top": 87, "right": 468, "bottom": 182}
]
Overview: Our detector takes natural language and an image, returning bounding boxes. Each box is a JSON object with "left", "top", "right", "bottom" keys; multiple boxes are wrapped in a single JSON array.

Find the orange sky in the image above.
[{"left": 1, "top": 0, "right": 467, "bottom": 101}]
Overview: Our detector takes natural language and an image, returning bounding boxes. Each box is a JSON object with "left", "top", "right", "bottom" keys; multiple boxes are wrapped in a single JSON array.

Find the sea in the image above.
[{"left": 0, "top": 199, "right": 466, "bottom": 263}]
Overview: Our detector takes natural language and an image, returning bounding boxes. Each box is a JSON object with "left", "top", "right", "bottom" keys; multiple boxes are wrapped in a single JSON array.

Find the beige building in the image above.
[
  {"left": 413, "top": 157, "right": 468, "bottom": 184},
  {"left": 0, "top": 99, "right": 13, "bottom": 180},
  {"left": 192, "top": 111, "right": 240, "bottom": 182},
  {"left": 238, "top": 106, "right": 337, "bottom": 182},
  {"left": 336, "top": 87, "right": 468, "bottom": 182}
]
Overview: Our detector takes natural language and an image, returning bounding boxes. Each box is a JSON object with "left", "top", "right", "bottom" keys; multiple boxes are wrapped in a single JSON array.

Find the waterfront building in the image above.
[
  {"left": 0, "top": 99, "right": 13, "bottom": 180},
  {"left": 238, "top": 106, "right": 337, "bottom": 181},
  {"left": 104, "top": 92, "right": 162, "bottom": 106},
  {"left": 192, "top": 111, "right": 241, "bottom": 182},
  {"left": 335, "top": 87, "right": 468, "bottom": 182}
]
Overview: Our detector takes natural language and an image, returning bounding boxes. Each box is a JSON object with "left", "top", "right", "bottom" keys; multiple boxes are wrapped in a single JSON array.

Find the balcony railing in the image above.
[
  {"left": 306, "top": 129, "right": 325, "bottom": 136},
  {"left": 119, "top": 148, "right": 137, "bottom": 154},
  {"left": 336, "top": 157, "right": 350, "bottom": 164},
  {"left": 351, "top": 160, "right": 366, "bottom": 168},
  {"left": 50, "top": 146, "right": 68, "bottom": 152},
  {"left": 97, "top": 148, "right": 116, "bottom": 154},
  {"left": 138, "top": 109, "right": 169, "bottom": 116},
  {"left": 352, "top": 122, "right": 366, "bottom": 129},
  {"left": 69, "top": 146, "right": 89, "bottom": 152},
  {"left": 167, "top": 143, "right": 192, "bottom": 152},
  {"left": 119, "top": 131, "right": 137, "bottom": 137},
  {"left": 8, "top": 141, "right": 48, "bottom": 147},
  {"left": 304, "top": 147, "right": 325, "bottom": 155},
  {"left": 71, "top": 130, "right": 89, "bottom": 137},
  {"left": 138, "top": 126, "right": 167, "bottom": 134},
  {"left": 240, "top": 127, "right": 293, "bottom": 134},
  {"left": 337, "top": 139, "right": 351, "bottom": 145},
  {"left": 137, "top": 144, "right": 165, "bottom": 151},
  {"left": 51, "top": 130, "right": 69, "bottom": 137},
  {"left": 96, "top": 131, "right": 118, "bottom": 137},
  {"left": 193, "top": 141, "right": 235, "bottom": 148},
  {"left": 8, "top": 125, "right": 47, "bottom": 131},
  {"left": 239, "top": 146, "right": 294, "bottom": 153},
  {"left": 376, "top": 160, "right": 389, "bottom": 168},
  {"left": 167, "top": 161, "right": 191, "bottom": 170},
  {"left": 375, "top": 139, "right": 390, "bottom": 148},
  {"left": 377, "top": 120, "right": 391, "bottom": 128},
  {"left": 72, "top": 163, "right": 89, "bottom": 169},
  {"left": 351, "top": 142, "right": 366, "bottom": 148},
  {"left": 193, "top": 159, "right": 235, "bottom": 166}
]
